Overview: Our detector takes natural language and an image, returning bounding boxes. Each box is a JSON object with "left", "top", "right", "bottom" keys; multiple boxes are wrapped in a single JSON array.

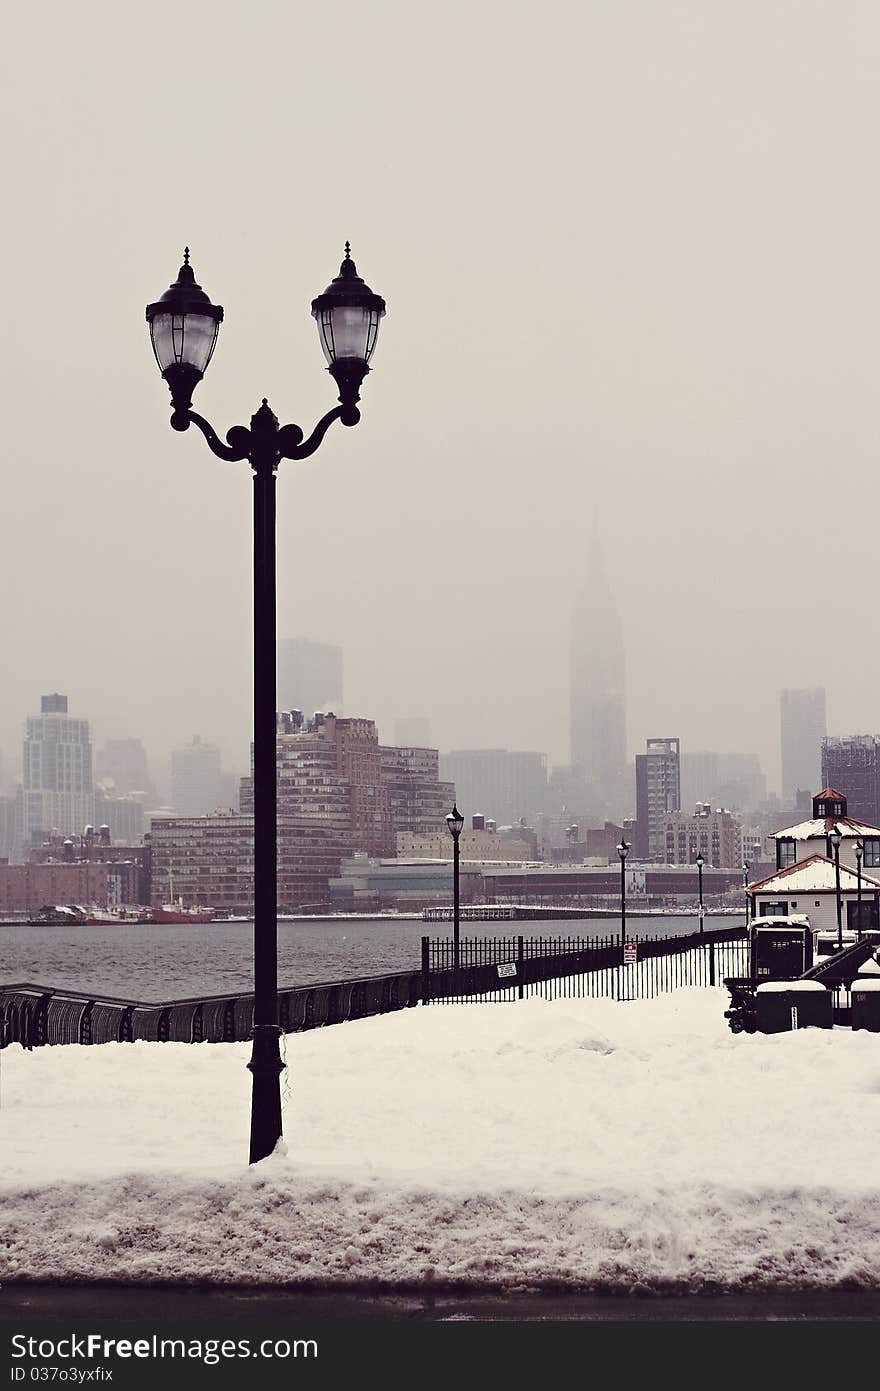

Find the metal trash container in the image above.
[
  {"left": 755, "top": 980, "right": 833, "bottom": 1034},
  {"left": 851, "top": 979, "right": 880, "bottom": 1032}
]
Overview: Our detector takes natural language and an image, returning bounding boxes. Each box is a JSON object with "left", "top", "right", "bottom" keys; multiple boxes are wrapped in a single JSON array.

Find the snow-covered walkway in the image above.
[{"left": 2, "top": 989, "right": 880, "bottom": 1291}]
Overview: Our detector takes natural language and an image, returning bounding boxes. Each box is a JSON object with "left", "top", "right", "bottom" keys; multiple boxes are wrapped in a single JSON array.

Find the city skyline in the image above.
[{"left": 5, "top": 6, "right": 880, "bottom": 795}]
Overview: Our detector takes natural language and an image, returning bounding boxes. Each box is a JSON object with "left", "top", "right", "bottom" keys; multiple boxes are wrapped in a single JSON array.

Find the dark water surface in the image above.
[{"left": 0, "top": 914, "right": 741, "bottom": 1001}]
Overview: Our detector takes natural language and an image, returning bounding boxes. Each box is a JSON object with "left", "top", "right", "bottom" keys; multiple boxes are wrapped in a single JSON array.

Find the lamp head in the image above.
[
  {"left": 446, "top": 804, "right": 464, "bottom": 839},
  {"left": 146, "top": 249, "right": 223, "bottom": 419},
  {"left": 311, "top": 243, "right": 386, "bottom": 423},
  {"left": 617, "top": 838, "right": 630, "bottom": 862}
]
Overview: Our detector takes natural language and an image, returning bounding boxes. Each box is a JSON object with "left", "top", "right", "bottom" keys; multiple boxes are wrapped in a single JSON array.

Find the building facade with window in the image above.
[
  {"left": 662, "top": 805, "right": 743, "bottom": 868},
  {"left": 634, "top": 737, "right": 681, "bottom": 861}
]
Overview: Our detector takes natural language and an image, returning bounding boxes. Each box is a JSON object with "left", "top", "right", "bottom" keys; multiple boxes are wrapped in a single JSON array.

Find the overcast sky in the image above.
[{"left": 2, "top": 0, "right": 879, "bottom": 793}]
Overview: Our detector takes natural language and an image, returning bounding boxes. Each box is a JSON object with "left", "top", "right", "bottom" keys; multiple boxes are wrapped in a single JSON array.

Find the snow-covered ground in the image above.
[{"left": 2, "top": 988, "right": 880, "bottom": 1291}]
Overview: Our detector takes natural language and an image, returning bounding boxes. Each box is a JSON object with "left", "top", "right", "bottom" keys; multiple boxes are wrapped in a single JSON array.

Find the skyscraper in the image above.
[
  {"left": 570, "top": 530, "right": 627, "bottom": 817},
  {"left": 171, "top": 736, "right": 223, "bottom": 816},
  {"left": 780, "top": 688, "right": 826, "bottom": 804},
  {"left": 22, "top": 693, "right": 95, "bottom": 842},
  {"left": 634, "top": 737, "right": 681, "bottom": 861},
  {"left": 821, "top": 735, "right": 880, "bottom": 825},
  {"left": 276, "top": 639, "right": 343, "bottom": 718}
]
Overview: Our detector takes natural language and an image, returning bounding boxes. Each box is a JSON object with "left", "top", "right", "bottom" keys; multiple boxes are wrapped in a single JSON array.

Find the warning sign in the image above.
[
  {"left": 497, "top": 962, "right": 517, "bottom": 979},
  {"left": 623, "top": 942, "right": 638, "bottom": 964}
]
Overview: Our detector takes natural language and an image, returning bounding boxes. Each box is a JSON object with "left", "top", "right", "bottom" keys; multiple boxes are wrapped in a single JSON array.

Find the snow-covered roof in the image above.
[
  {"left": 749, "top": 854, "right": 880, "bottom": 896},
  {"left": 772, "top": 815, "right": 880, "bottom": 842},
  {"left": 756, "top": 980, "right": 827, "bottom": 993}
]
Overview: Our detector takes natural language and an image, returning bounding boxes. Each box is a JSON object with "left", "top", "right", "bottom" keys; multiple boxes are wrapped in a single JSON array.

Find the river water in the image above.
[{"left": 0, "top": 913, "right": 742, "bottom": 1001}]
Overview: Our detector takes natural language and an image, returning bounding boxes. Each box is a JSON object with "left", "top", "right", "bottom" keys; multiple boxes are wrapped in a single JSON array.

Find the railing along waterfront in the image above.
[
  {"left": 1, "top": 926, "right": 751, "bottom": 1047},
  {"left": 0, "top": 969, "right": 423, "bottom": 1050}
]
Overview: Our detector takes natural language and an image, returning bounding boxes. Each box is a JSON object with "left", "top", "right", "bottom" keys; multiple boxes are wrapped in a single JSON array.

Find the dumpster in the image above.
[
  {"left": 851, "top": 979, "right": 880, "bottom": 1032},
  {"left": 755, "top": 980, "right": 832, "bottom": 1034},
  {"left": 750, "top": 920, "right": 813, "bottom": 980}
]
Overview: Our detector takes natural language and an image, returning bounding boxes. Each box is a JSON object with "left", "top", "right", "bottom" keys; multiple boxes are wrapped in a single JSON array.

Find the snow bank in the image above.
[{"left": 3, "top": 989, "right": 880, "bottom": 1291}]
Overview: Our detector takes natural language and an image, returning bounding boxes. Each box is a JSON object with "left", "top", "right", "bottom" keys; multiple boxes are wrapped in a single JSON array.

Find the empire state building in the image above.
[{"left": 570, "top": 539, "right": 627, "bottom": 818}]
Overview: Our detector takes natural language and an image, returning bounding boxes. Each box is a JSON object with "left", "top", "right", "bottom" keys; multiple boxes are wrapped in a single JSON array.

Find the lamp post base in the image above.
[{"left": 247, "top": 1024, "right": 285, "bottom": 1165}]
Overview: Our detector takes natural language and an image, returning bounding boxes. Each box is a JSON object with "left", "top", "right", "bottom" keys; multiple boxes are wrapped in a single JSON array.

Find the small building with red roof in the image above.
[{"left": 746, "top": 788, "right": 880, "bottom": 933}]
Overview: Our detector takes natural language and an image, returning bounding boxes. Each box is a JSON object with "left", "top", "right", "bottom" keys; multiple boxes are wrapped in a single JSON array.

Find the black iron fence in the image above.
[
  {"left": 0, "top": 969, "right": 423, "bottom": 1050},
  {"left": 421, "top": 925, "right": 750, "bottom": 1003}
]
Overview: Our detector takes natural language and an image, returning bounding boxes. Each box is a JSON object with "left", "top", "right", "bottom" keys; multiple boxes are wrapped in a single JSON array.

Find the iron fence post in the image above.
[{"left": 421, "top": 936, "right": 431, "bottom": 1005}]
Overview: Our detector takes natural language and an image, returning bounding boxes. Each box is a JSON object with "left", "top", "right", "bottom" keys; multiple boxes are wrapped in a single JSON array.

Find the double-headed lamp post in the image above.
[
  {"left": 146, "top": 245, "right": 386, "bottom": 1165},
  {"left": 617, "top": 838, "right": 630, "bottom": 951},
  {"left": 830, "top": 824, "right": 843, "bottom": 951},
  {"left": 855, "top": 839, "right": 864, "bottom": 939},
  {"left": 696, "top": 852, "right": 705, "bottom": 934},
  {"left": 446, "top": 805, "right": 465, "bottom": 973}
]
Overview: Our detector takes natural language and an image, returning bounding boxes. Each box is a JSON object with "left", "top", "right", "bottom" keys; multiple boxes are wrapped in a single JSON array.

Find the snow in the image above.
[
  {"left": 852, "top": 980, "right": 880, "bottom": 993},
  {"left": 756, "top": 980, "right": 827, "bottom": 993},
  {"left": 749, "top": 854, "right": 879, "bottom": 894},
  {"left": 3, "top": 989, "right": 880, "bottom": 1292}
]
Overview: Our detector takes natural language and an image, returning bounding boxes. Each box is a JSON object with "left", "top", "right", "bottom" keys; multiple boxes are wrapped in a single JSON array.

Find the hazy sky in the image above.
[{"left": 2, "top": 1, "right": 879, "bottom": 793}]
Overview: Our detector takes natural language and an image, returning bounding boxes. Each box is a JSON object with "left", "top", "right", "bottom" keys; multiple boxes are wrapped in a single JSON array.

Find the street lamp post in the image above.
[
  {"left": 146, "top": 245, "right": 386, "bottom": 1164},
  {"left": 696, "top": 852, "right": 705, "bottom": 934},
  {"left": 830, "top": 824, "right": 843, "bottom": 951},
  {"left": 742, "top": 860, "right": 750, "bottom": 930},
  {"left": 446, "top": 805, "right": 465, "bottom": 975},
  {"left": 855, "top": 839, "right": 864, "bottom": 940},
  {"left": 617, "top": 839, "right": 630, "bottom": 951}
]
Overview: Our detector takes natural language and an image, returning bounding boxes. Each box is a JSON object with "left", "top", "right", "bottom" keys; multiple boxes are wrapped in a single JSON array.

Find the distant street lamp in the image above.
[
  {"left": 696, "top": 852, "right": 705, "bottom": 934},
  {"left": 617, "top": 838, "right": 630, "bottom": 951},
  {"left": 146, "top": 245, "right": 386, "bottom": 1165},
  {"left": 742, "top": 860, "right": 750, "bottom": 930},
  {"left": 446, "top": 804, "right": 465, "bottom": 974},
  {"left": 830, "top": 824, "right": 843, "bottom": 950},
  {"left": 855, "top": 839, "right": 864, "bottom": 940}
]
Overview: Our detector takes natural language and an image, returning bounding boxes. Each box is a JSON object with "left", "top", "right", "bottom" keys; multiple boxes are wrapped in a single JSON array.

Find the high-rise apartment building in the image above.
[
  {"left": 439, "top": 749, "right": 548, "bottom": 826},
  {"left": 380, "top": 745, "right": 454, "bottom": 838},
  {"left": 821, "top": 735, "right": 880, "bottom": 826},
  {"left": 662, "top": 804, "right": 743, "bottom": 868},
  {"left": 276, "top": 639, "right": 343, "bottom": 718},
  {"left": 21, "top": 694, "right": 95, "bottom": 843},
  {"left": 570, "top": 534, "right": 627, "bottom": 818},
  {"left": 780, "top": 688, "right": 826, "bottom": 804},
  {"left": 634, "top": 737, "right": 681, "bottom": 861},
  {"left": 242, "top": 712, "right": 394, "bottom": 857},
  {"left": 171, "top": 736, "right": 224, "bottom": 816}
]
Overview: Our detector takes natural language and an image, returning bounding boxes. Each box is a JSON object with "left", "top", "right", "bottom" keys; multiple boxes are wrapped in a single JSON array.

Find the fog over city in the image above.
[{"left": 3, "top": 1, "right": 880, "bottom": 794}]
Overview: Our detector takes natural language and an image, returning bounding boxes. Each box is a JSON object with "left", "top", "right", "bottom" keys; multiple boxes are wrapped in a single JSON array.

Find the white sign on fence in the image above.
[
  {"left": 496, "top": 962, "right": 517, "bottom": 979},
  {"left": 623, "top": 942, "right": 638, "bottom": 964}
]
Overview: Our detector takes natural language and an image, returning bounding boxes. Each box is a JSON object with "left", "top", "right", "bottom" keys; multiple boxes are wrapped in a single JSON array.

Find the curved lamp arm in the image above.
[{"left": 175, "top": 410, "right": 252, "bottom": 462}]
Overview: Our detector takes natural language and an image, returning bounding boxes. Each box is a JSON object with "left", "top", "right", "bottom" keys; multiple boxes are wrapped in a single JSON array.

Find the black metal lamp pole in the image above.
[
  {"left": 446, "top": 805, "right": 464, "bottom": 973},
  {"left": 830, "top": 824, "right": 843, "bottom": 951},
  {"left": 742, "top": 860, "right": 750, "bottom": 929},
  {"left": 146, "top": 246, "right": 386, "bottom": 1164},
  {"left": 617, "top": 838, "right": 630, "bottom": 951},
  {"left": 696, "top": 852, "right": 705, "bottom": 935},
  {"left": 855, "top": 839, "right": 864, "bottom": 940}
]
